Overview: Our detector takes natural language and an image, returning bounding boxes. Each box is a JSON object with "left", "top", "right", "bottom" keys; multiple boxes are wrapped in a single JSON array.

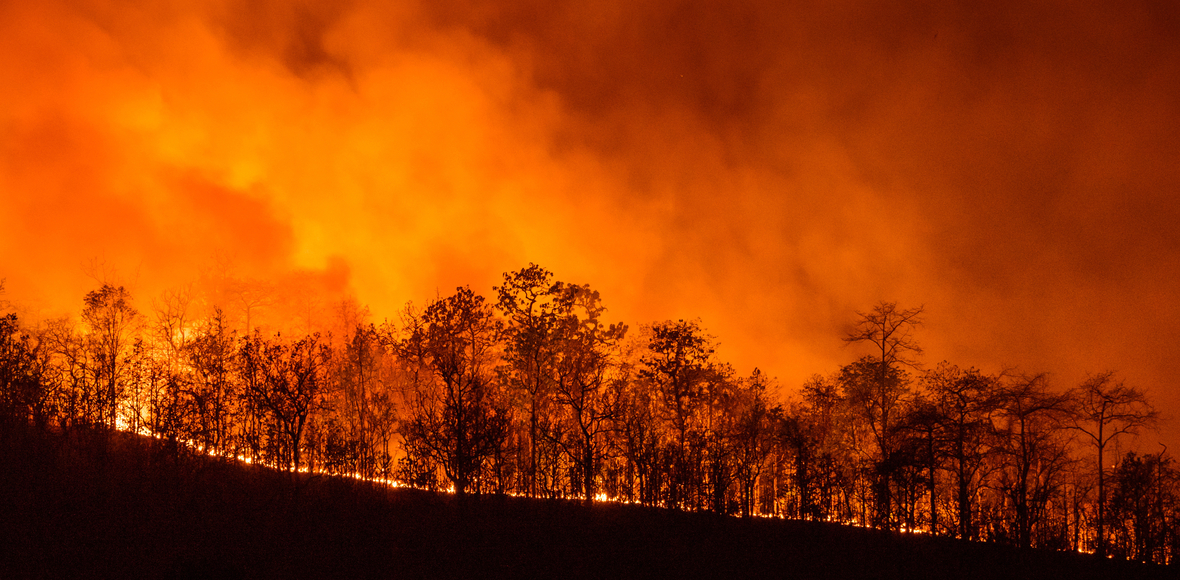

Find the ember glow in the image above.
[{"left": 4, "top": 0, "right": 1180, "bottom": 519}]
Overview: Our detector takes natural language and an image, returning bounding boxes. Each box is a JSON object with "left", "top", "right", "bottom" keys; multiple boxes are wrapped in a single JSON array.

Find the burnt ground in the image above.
[{"left": 0, "top": 424, "right": 1170, "bottom": 580}]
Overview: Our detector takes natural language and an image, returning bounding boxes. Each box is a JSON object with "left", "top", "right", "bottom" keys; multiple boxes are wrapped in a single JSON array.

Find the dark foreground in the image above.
[{"left": 0, "top": 425, "right": 1169, "bottom": 580}]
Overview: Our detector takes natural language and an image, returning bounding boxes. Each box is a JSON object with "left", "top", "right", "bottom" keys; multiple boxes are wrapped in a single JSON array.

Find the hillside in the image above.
[{"left": 0, "top": 424, "right": 1169, "bottom": 580}]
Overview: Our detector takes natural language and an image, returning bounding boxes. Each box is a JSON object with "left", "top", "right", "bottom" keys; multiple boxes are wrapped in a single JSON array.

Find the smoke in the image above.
[{"left": 3, "top": 0, "right": 1180, "bottom": 445}]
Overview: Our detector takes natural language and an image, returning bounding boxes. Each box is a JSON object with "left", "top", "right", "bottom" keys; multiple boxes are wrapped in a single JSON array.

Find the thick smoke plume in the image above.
[{"left": 3, "top": 0, "right": 1180, "bottom": 446}]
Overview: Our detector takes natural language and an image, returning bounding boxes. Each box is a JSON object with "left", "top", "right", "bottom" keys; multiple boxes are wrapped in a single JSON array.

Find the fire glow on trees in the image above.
[
  {"left": 2, "top": 0, "right": 1180, "bottom": 559},
  {"left": 0, "top": 267, "right": 1174, "bottom": 561}
]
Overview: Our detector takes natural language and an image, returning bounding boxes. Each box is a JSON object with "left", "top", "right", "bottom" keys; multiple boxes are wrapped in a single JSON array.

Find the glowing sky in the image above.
[{"left": 2, "top": 0, "right": 1179, "bottom": 447}]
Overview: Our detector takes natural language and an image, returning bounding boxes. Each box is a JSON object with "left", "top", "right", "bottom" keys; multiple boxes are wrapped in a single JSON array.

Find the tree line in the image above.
[{"left": 0, "top": 269, "right": 1173, "bottom": 564}]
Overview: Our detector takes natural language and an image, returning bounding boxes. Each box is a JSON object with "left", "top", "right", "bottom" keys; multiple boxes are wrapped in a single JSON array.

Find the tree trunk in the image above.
[
  {"left": 928, "top": 435, "right": 937, "bottom": 533},
  {"left": 1096, "top": 432, "right": 1106, "bottom": 557}
]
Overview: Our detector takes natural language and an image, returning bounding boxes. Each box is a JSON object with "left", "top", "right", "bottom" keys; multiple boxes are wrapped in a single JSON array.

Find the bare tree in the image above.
[
  {"left": 153, "top": 284, "right": 194, "bottom": 372},
  {"left": 842, "top": 301, "right": 923, "bottom": 527},
  {"left": 924, "top": 362, "right": 1001, "bottom": 539},
  {"left": 994, "top": 373, "right": 1072, "bottom": 549},
  {"left": 844, "top": 301, "right": 924, "bottom": 370},
  {"left": 230, "top": 277, "right": 275, "bottom": 336},
  {"left": 1069, "top": 372, "right": 1158, "bottom": 557}
]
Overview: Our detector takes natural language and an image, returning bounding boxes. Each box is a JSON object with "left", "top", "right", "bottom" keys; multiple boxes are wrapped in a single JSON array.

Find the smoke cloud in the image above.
[{"left": 3, "top": 0, "right": 1180, "bottom": 446}]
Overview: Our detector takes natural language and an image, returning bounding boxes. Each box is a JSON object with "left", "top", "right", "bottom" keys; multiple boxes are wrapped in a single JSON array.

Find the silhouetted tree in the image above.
[
  {"left": 549, "top": 282, "right": 626, "bottom": 503},
  {"left": 640, "top": 319, "right": 716, "bottom": 509},
  {"left": 81, "top": 285, "right": 140, "bottom": 429},
  {"left": 842, "top": 301, "right": 923, "bottom": 527},
  {"left": 1109, "top": 450, "right": 1176, "bottom": 562},
  {"left": 43, "top": 317, "right": 98, "bottom": 429},
  {"left": 495, "top": 264, "right": 562, "bottom": 497},
  {"left": 778, "top": 406, "right": 817, "bottom": 520},
  {"left": 331, "top": 323, "right": 398, "bottom": 478},
  {"left": 239, "top": 332, "right": 332, "bottom": 471},
  {"left": 924, "top": 362, "right": 1000, "bottom": 539},
  {"left": 839, "top": 356, "right": 911, "bottom": 526},
  {"left": 1069, "top": 372, "right": 1157, "bottom": 557},
  {"left": 894, "top": 395, "right": 943, "bottom": 532},
  {"left": 794, "top": 374, "right": 849, "bottom": 521},
  {"left": 185, "top": 308, "right": 237, "bottom": 452},
  {"left": 229, "top": 277, "right": 275, "bottom": 336},
  {"left": 731, "top": 369, "right": 777, "bottom": 518},
  {"left": 153, "top": 285, "right": 193, "bottom": 372},
  {"left": 615, "top": 350, "right": 661, "bottom": 505},
  {"left": 0, "top": 313, "right": 52, "bottom": 427},
  {"left": 400, "top": 287, "right": 509, "bottom": 496},
  {"left": 701, "top": 363, "right": 739, "bottom": 514},
  {"left": 993, "top": 373, "right": 1072, "bottom": 549}
]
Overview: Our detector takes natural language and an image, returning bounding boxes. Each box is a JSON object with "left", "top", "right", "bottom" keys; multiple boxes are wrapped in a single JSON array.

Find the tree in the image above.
[
  {"left": 42, "top": 317, "right": 97, "bottom": 429},
  {"left": 153, "top": 285, "right": 193, "bottom": 372},
  {"left": 548, "top": 282, "right": 626, "bottom": 504},
  {"left": 924, "top": 362, "right": 1000, "bottom": 539},
  {"left": 1109, "top": 451, "right": 1176, "bottom": 562},
  {"left": 640, "top": 319, "right": 717, "bottom": 509},
  {"left": 81, "top": 285, "right": 140, "bottom": 429},
  {"left": 495, "top": 264, "right": 562, "bottom": 496},
  {"left": 239, "top": 332, "right": 332, "bottom": 471},
  {"left": 842, "top": 301, "right": 923, "bottom": 527},
  {"left": 229, "top": 277, "right": 275, "bottom": 335},
  {"left": 335, "top": 323, "right": 396, "bottom": 478},
  {"left": 700, "top": 363, "right": 738, "bottom": 514},
  {"left": 994, "top": 373, "right": 1072, "bottom": 549},
  {"left": 185, "top": 307, "right": 237, "bottom": 453},
  {"left": 730, "top": 369, "right": 777, "bottom": 518},
  {"left": 843, "top": 301, "right": 924, "bottom": 371},
  {"left": 614, "top": 349, "right": 661, "bottom": 506},
  {"left": 0, "top": 313, "right": 52, "bottom": 428},
  {"left": 893, "top": 395, "right": 943, "bottom": 532},
  {"left": 838, "top": 356, "right": 911, "bottom": 526},
  {"left": 1069, "top": 372, "right": 1158, "bottom": 557},
  {"left": 400, "top": 287, "right": 509, "bottom": 496},
  {"left": 792, "top": 374, "right": 849, "bottom": 522}
]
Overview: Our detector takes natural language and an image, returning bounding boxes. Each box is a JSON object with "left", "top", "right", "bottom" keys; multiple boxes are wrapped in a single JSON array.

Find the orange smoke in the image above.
[{"left": 3, "top": 0, "right": 1180, "bottom": 451}]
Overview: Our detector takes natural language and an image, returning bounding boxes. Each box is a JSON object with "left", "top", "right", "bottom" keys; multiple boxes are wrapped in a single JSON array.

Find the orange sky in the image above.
[{"left": 3, "top": 0, "right": 1179, "bottom": 449}]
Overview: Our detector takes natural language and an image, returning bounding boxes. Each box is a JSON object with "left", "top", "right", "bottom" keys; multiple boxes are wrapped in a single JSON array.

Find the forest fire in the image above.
[
  {"left": 0, "top": 272, "right": 1173, "bottom": 564},
  {"left": 3, "top": 0, "right": 1180, "bottom": 573}
]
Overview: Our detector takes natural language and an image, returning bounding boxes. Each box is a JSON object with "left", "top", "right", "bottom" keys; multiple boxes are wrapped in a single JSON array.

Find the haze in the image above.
[{"left": 2, "top": 1, "right": 1178, "bottom": 447}]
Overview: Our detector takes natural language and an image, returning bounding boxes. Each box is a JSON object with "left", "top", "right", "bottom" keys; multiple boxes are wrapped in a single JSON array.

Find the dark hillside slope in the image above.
[{"left": 0, "top": 424, "right": 1169, "bottom": 579}]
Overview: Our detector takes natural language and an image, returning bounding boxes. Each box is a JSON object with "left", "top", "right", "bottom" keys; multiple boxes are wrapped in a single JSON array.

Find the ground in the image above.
[{"left": 0, "top": 425, "right": 1169, "bottom": 579}]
